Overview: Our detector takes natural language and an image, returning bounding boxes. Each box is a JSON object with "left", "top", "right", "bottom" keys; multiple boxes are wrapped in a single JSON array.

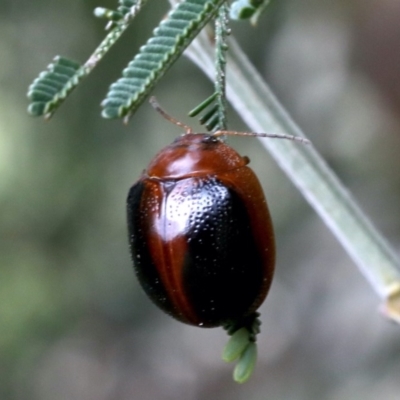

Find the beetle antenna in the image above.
[
  {"left": 214, "top": 130, "right": 310, "bottom": 144},
  {"left": 150, "top": 97, "right": 194, "bottom": 134}
]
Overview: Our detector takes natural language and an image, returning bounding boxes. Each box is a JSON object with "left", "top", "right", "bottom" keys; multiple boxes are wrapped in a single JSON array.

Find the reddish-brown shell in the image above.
[{"left": 127, "top": 134, "right": 275, "bottom": 327}]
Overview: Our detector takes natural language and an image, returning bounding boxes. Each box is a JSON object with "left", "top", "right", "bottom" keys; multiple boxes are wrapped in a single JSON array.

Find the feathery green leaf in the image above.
[
  {"left": 27, "top": 56, "right": 82, "bottom": 118},
  {"left": 101, "top": 0, "right": 226, "bottom": 121}
]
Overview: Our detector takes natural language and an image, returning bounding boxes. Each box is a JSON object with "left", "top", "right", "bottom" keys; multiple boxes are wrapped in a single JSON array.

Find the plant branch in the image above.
[{"left": 184, "top": 25, "right": 400, "bottom": 323}]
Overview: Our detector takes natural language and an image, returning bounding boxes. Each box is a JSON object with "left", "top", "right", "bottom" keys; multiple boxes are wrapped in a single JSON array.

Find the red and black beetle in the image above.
[{"left": 127, "top": 131, "right": 275, "bottom": 328}]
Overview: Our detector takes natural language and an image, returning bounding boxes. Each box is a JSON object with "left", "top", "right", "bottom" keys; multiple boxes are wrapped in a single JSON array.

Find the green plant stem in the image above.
[{"left": 184, "top": 25, "right": 400, "bottom": 321}]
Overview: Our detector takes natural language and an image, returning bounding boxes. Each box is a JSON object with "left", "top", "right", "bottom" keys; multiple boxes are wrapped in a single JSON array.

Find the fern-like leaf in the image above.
[
  {"left": 27, "top": 0, "right": 149, "bottom": 119},
  {"left": 188, "top": 92, "right": 221, "bottom": 131},
  {"left": 27, "top": 56, "right": 82, "bottom": 118},
  {"left": 101, "top": 0, "right": 226, "bottom": 121}
]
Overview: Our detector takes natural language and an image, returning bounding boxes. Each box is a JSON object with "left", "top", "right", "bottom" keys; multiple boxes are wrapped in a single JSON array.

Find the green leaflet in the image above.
[
  {"left": 117, "top": 0, "right": 137, "bottom": 16},
  {"left": 233, "top": 342, "right": 257, "bottom": 383},
  {"left": 94, "top": 0, "right": 137, "bottom": 26},
  {"left": 229, "top": 0, "right": 270, "bottom": 21},
  {"left": 101, "top": 0, "right": 226, "bottom": 120},
  {"left": 222, "top": 327, "right": 250, "bottom": 363},
  {"left": 188, "top": 92, "right": 221, "bottom": 131},
  {"left": 27, "top": 56, "right": 82, "bottom": 118},
  {"left": 26, "top": 0, "right": 147, "bottom": 119}
]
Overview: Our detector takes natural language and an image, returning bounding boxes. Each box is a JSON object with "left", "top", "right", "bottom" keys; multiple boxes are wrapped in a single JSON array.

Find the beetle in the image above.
[{"left": 127, "top": 128, "right": 276, "bottom": 328}]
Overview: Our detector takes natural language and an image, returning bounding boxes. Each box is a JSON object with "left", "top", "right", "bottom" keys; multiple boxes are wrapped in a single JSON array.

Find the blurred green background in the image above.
[{"left": 1, "top": 0, "right": 400, "bottom": 399}]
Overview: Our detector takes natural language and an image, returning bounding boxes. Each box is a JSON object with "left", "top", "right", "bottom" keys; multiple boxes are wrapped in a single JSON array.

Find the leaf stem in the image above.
[{"left": 185, "top": 28, "right": 400, "bottom": 321}]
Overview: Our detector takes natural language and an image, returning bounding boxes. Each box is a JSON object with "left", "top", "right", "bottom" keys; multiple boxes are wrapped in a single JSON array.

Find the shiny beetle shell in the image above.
[{"left": 127, "top": 133, "right": 275, "bottom": 327}]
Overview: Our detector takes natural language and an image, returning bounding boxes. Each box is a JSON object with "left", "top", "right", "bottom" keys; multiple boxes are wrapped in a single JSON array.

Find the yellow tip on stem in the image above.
[{"left": 381, "top": 286, "right": 400, "bottom": 324}]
